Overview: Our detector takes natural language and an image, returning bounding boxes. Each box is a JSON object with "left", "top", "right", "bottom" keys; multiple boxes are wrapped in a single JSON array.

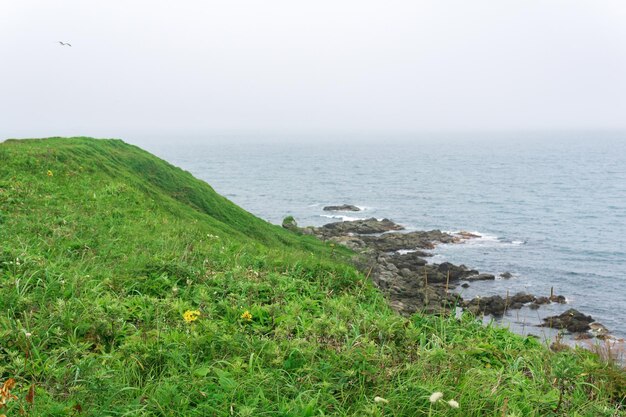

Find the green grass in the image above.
[{"left": 0, "top": 137, "right": 624, "bottom": 416}]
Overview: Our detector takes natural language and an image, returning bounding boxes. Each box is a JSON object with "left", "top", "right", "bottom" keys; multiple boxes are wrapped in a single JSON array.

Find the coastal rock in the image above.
[
  {"left": 500, "top": 272, "right": 513, "bottom": 279},
  {"left": 361, "top": 230, "right": 458, "bottom": 252},
  {"left": 323, "top": 204, "right": 361, "bottom": 212},
  {"left": 385, "top": 251, "right": 428, "bottom": 270},
  {"left": 437, "top": 262, "right": 478, "bottom": 280},
  {"left": 510, "top": 292, "right": 535, "bottom": 304},
  {"left": 540, "top": 309, "right": 594, "bottom": 333},
  {"left": 318, "top": 218, "right": 404, "bottom": 237},
  {"left": 466, "top": 273, "right": 496, "bottom": 281},
  {"left": 589, "top": 322, "right": 610, "bottom": 339},
  {"left": 464, "top": 295, "right": 507, "bottom": 316},
  {"left": 455, "top": 231, "right": 481, "bottom": 240},
  {"left": 549, "top": 294, "right": 567, "bottom": 304}
]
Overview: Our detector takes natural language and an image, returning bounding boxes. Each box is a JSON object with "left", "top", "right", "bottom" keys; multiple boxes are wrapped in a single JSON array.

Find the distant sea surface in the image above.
[{"left": 133, "top": 132, "right": 626, "bottom": 340}]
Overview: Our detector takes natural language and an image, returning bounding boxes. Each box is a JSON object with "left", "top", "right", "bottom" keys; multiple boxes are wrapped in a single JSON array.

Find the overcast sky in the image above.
[{"left": 1, "top": 1, "right": 626, "bottom": 139}]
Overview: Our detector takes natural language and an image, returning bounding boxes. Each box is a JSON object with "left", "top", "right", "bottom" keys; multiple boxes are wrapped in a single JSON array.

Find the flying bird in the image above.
[{"left": 58, "top": 41, "right": 72, "bottom": 47}]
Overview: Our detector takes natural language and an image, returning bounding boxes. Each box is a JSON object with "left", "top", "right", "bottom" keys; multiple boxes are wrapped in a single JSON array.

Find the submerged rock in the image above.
[{"left": 323, "top": 204, "right": 361, "bottom": 212}]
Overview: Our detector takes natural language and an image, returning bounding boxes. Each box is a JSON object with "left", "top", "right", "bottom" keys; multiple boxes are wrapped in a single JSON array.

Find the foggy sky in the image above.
[{"left": 2, "top": 1, "right": 626, "bottom": 139}]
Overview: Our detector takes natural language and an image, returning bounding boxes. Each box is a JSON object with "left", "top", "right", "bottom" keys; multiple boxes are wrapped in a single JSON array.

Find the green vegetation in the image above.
[{"left": 0, "top": 137, "right": 624, "bottom": 416}]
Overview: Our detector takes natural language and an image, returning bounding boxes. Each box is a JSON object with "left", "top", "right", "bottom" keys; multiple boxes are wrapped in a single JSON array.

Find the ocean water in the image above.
[{"left": 132, "top": 132, "right": 626, "bottom": 340}]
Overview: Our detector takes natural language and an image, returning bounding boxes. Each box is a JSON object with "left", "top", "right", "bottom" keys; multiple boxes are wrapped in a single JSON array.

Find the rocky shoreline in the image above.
[{"left": 283, "top": 215, "right": 611, "bottom": 341}]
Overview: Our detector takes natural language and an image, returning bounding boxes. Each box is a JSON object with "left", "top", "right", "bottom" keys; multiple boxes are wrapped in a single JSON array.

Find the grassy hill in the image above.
[{"left": 0, "top": 137, "right": 623, "bottom": 416}]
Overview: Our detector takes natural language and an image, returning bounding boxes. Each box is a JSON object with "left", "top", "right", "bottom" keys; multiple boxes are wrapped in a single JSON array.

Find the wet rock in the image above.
[
  {"left": 534, "top": 296, "right": 550, "bottom": 305},
  {"left": 510, "top": 292, "right": 535, "bottom": 304},
  {"left": 589, "top": 322, "right": 610, "bottom": 339},
  {"left": 361, "top": 230, "right": 458, "bottom": 252},
  {"left": 455, "top": 231, "right": 481, "bottom": 239},
  {"left": 500, "top": 272, "right": 513, "bottom": 279},
  {"left": 466, "top": 273, "right": 496, "bottom": 281},
  {"left": 437, "top": 262, "right": 478, "bottom": 280},
  {"left": 464, "top": 295, "right": 507, "bottom": 316},
  {"left": 318, "top": 218, "right": 404, "bottom": 237},
  {"left": 549, "top": 295, "right": 567, "bottom": 304},
  {"left": 461, "top": 283, "right": 470, "bottom": 288},
  {"left": 386, "top": 252, "right": 428, "bottom": 270},
  {"left": 323, "top": 204, "right": 361, "bottom": 212},
  {"left": 540, "top": 309, "right": 594, "bottom": 333}
]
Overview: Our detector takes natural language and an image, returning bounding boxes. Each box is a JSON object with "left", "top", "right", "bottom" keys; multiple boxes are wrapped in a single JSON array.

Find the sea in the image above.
[{"left": 131, "top": 132, "right": 626, "bottom": 343}]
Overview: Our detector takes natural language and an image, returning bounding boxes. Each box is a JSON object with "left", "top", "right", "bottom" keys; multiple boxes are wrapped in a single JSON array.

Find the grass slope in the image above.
[{"left": 0, "top": 137, "right": 623, "bottom": 416}]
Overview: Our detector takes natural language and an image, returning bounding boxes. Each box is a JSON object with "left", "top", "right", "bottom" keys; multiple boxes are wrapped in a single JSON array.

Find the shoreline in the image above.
[{"left": 284, "top": 213, "right": 624, "bottom": 358}]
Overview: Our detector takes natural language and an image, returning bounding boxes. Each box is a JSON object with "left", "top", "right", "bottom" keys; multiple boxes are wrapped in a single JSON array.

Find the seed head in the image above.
[{"left": 429, "top": 392, "right": 444, "bottom": 403}]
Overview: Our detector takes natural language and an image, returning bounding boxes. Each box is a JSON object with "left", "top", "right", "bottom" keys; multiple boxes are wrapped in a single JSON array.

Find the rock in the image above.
[
  {"left": 282, "top": 216, "right": 298, "bottom": 232},
  {"left": 540, "top": 309, "right": 594, "bottom": 333},
  {"left": 437, "top": 262, "right": 478, "bottom": 280},
  {"left": 510, "top": 292, "right": 535, "bottom": 304},
  {"left": 361, "top": 230, "right": 458, "bottom": 252},
  {"left": 461, "top": 283, "right": 470, "bottom": 288},
  {"left": 534, "top": 296, "right": 550, "bottom": 305},
  {"left": 455, "top": 230, "right": 481, "bottom": 239},
  {"left": 466, "top": 273, "right": 496, "bottom": 281},
  {"left": 464, "top": 295, "right": 507, "bottom": 316},
  {"left": 318, "top": 218, "right": 404, "bottom": 237},
  {"left": 500, "top": 272, "right": 513, "bottom": 279},
  {"left": 528, "top": 302, "right": 541, "bottom": 310},
  {"left": 589, "top": 322, "right": 610, "bottom": 339},
  {"left": 323, "top": 204, "right": 361, "bottom": 212},
  {"left": 386, "top": 252, "right": 428, "bottom": 271},
  {"left": 549, "top": 295, "right": 567, "bottom": 304}
]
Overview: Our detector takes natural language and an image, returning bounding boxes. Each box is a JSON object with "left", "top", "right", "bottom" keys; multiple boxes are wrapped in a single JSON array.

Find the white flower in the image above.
[
  {"left": 429, "top": 392, "right": 444, "bottom": 403},
  {"left": 374, "top": 396, "right": 389, "bottom": 404},
  {"left": 447, "top": 399, "right": 459, "bottom": 408}
]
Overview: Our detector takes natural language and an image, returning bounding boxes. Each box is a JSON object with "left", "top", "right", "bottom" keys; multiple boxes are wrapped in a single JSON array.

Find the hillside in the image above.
[{"left": 0, "top": 137, "right": 623, "bottom": 416}]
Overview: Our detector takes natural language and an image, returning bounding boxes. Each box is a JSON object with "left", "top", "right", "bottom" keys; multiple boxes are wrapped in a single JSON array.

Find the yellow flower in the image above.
[
  {"left": 241, "top": 310, "right": 252, "bottom": 321},
  {"left": 183, "top": 310, "right": 200, "bottom": 323},
  {"left": 47, "top": 170, "right": 53, "bottom": 177}
]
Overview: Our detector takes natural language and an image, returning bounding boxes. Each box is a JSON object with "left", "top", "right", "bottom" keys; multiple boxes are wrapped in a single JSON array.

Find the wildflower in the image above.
[
  {"left": 241, "top": 310, "right": 253, "bottom": 321},
  {"left": 429, "top": 392, "right": 444, "bottom": 403},
  {"left": 374, "top": 396, "right": 389, "bottom": 404},
  {"left": 47, "top": 170, "right": 53, "bottom": 177},
  {"left": 25, "top": 332, "right": 32, "bottom": 338},
  {"left": 183, "top": 310, "right": 200, "bottom": 323},
  {"left": 448, "top": 399, "right": 459, "bottom": 408}
]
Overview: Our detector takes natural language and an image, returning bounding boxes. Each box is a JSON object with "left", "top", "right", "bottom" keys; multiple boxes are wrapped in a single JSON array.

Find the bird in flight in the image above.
[{"left": 58, "top": 41, "right": 72, "bottom": 47}]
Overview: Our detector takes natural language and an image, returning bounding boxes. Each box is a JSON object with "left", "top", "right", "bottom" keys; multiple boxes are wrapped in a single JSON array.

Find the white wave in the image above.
[
  {"left": 319, "top": 214, "right": 367, "bottom": 222},
  {"left": 431, "top": 254, "right": 446, "bottom": 262},
  {"left": 511, "top": 240, "right": 525, "bottom": 245}
]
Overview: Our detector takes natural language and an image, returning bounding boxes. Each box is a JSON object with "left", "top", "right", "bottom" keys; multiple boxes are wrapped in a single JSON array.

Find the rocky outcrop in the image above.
[
  {"left": 323, "top": 204, "right": 361, "bottom": 212},
  {"left": 316, "top": 218, "right": 404, "bottom": 238},
  {"left": 285, "top": 215, "right": 604, "bottom": 336},
  {"left": 540, "top": 309, "right": 594, "bottom": 333}
]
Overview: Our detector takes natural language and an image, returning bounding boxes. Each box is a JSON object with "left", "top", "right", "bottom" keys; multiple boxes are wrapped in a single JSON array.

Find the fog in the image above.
[{"left": 2, "top": 1, "right": 626, "bottom": 140}]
